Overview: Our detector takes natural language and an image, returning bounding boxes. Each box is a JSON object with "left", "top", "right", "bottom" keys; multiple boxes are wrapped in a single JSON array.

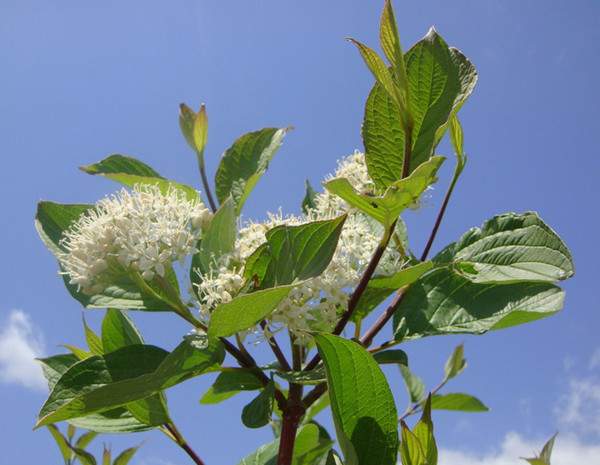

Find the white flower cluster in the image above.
[
  {"left": 195, "top": 151, "right": 405, "bottom": 343},
  {"left": 60, "top": 184, "right": 212, "bottom": 295}
]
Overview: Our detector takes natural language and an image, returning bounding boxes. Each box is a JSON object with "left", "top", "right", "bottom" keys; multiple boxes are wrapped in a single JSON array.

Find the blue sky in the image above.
[{"left": 1, "top": 1, "right": 599, "bottom": 464}]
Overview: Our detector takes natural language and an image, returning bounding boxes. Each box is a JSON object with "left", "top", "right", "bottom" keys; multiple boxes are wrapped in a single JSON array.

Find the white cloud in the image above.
[
  {"left": 553, "top": 348, "right": 600, "bottom": 438},
  {"left": 439, "top": 432, "right": 600, "bottom": 465},
  {"left": 589, "top": 348, "right": 600, "bottom": 370},
  {"left": 0, "top": 309, "right": 46, "bottom": 391}
]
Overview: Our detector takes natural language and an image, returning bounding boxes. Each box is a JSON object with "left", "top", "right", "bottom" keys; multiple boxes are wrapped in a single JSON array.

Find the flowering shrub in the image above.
[{"left": 35, "top": 2, "right": 573, "bottom": 465}]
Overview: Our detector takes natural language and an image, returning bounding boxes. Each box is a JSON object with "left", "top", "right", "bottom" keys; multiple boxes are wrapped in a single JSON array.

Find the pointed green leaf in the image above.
[
  {"left": 405, "top": 28, "right": 461, "bottom": 171},
  {"left": 113, "top": 446, "right": 140, "bottom": 465},
  {"left": 38, "top": 353, "right": 80, "bottom": 390},
  {"left": 192, "top": 197, "right": 236, "bottom": 280},
  {"left": 399, "top": 365, "right": 425, "bottom": 404},
  {"left": 242, "top": 381, "right": 275, "bottom": 429},
  {"left": 102, "top": 446, "right": 111, "bottom": 465},
  {"left": 400, "top": 422, "right": 426, "bottom": 465},
  {"left": 430, "top": 393, "right": 489, "bottom": 412},
  {"left": 362, "top": 78, "right": 406, "bottom": 190},
  {"left": 413, "top": 397, "right": 437, "bottom": 465},
  {"left": 80, "top": 154, "right": 198, "bottom": 201},
  {"left": 539, "top": 433, "right": 557, "bottom": 463},
  {"left": 435, "top": 212, "right": 574, "bottom": 284},
  {"left": 215, "top": 127, "right": 290, "bottom": 213},
  {"left": 325, "top": 157, "right": 443, "bottom": 228},
  {"left": 302, "top": 180, "right": 318, "bottom": 214},
  {"left": 75, "top": 431, "right": 98, "bottom": 450},
  {"left": 69, "top": 446, "right": 97, "bottom": 465},
  {"left": 200, "top": 369, "right": 263, "bottom": 404},
  {"left": 36, "top": 336, "right": 224, "bottom": 427},
  {"left": 208, "top": 285, "right": 296, "bottom": 338},
  {"left": 352, "top": 261, "right": 433, "bottom": 322},
  {"left": 179, "top": 102, "right": 209, "bottom": 174},
  {"left": 244, "top": 216, "right": 347, "bottom": 289},
  {"left": 373, "top": 350, "right": 408, "bottom": 366},
  {"left": 63, "top": 344, "right": 93, "bottom": 360},
  {"left": 315, "top": 334, "right": 398, "bottom": 465},
  {"left": 47, "top": 425, "right": 72, "bottom": 464},
  {"left": 80, "top": 154, "right": 161, "bottom": 178},
  {"left": 83, "top": 317, "right": 103, "bottom": 355},
  {"left": 394, "top": 268, "right": 565, "bottom": 340},
  {"left": 348, "top": 39, "right": 402, "bottom": 115},
  {"left": 67, "top": 424, "right": 76, "bottom": 441},
  {"left": 443, "top": 344, "right": 466, "bottom": 381},
  {"left": 379, "top": 0, "right": 408, "bottom": 100},
  {"left": 101, "top": 309, "right": 144, "bottom": 353}
]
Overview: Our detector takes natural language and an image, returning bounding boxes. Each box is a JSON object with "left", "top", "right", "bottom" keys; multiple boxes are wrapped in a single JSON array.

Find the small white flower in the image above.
[
  {"left": 59, "top": 184, "right": 212, "bottom": 295},
  {"left": 195, "top": 151, "right": 406, "bottom": 343}
]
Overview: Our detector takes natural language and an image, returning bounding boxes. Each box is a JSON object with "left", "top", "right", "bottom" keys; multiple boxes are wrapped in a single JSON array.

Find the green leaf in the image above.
[
  {"left": 101, "top": 309, "right": 144, "bottom": 353},
  {"left": 47, "top": 425, "right": 72, "bottom": 464},
  {"left": 348, "top": 39, "right": 403, "bottom": 115},
  {"left": 443, "top": 344, "right": 466, "bottom": 381},
  {"left": 315, "top": 334, "right": 398, "bottom": 465},
  {"left": 433, "top": 48, "right": 478, "bottom": 147},
  {"left": 179, "top": 103, "right": 208, "bottom": 158},
  {"left": 372, "top": 349, "right": 408, "bottom": 366},
  {"left": 38, "top": 354, "right": 152, "bottom": 432},
  {"left": 80, "top": 154, "right": 161, "bottom": 178},
  {"left": 126, "top": 393, "right": 171, "bottom": 426},
  {"left": 352, "top": 261, "right": 433, "bottom": 322},
  {"left": 244, "top": 216, "right": 347, "bottom": 289},
  {"left": 379, "top": 0, "right": 408, "bottom": 101},
  {"left": 275, "top": 366, "right": 326, "bottom": 385},
  {"left": 364, "top": 32, "right": 474, "bottom": 188},
  {"left": 362, "top": 78, "right": 406, "bottom": 190},
  {"left": 405, "top": 28, "right": 461, "bottom": 172},
  {"left": 67, "top": 424, "right": 76, "bottom": 441},
  {"left": 113, "top": 446, "right": 140, "bottom": 465},
  {"left": 80, "top": 154, "right": 198, "bottom": 201},
  {"left": 193, "top": 197, "right": 236, "bottom": 278},
  {"left": 75, "top": 431, "right": 98, "bottom": 450},
  {"left": 293, "top": 423, "right": 334, "bottom": 465},
  {"left": 208, "top": 285, "right": 295, "bottom": 338},
  {"left": 67, "top": 409, "right": 152, "bottom": 433},
  {"left": 70, "top": 447, "right": 97, "bottom": 465},
  {"left": 393, "top": 268, "right": 565, "bottom": 340},
  {"left": 325, "top": 450, "right": 344, "bottom": 465},
  {"left": 302, "top": 180, "right": 318, "bottom": 214},
  {"left": 449, "top": 114, "right": 465, "bottom": 172},
  {"left": 215, "top": 127, "right": 290, "bottom": 213},
  {"left": 37, "top": 345, "right": 168, "bottom": 427},
  {"left": 35, "top": 201, "right": 180, "bottom": 311},
  {"left": 430, "top": 393, "right": 489, "bottom": 412},
  {"left": 435, "top": 212, "right": 574, "bottom": 284},
  {"left": 83, "top": 317, "right": 103, "bottom": 355},
  {"left": 399, "top": 422, "right": 426, "bottom": 465},
  {"left": 236, "top": 424, "right": 330, "bottom": 465},
  {"left": 399, "top": 365, "right": 425, "bottom": 404},
  {"left": 539, "top": 433, "right": 557, "bottom": 463},
  {"left": 102, "top": 446, "right": 111, "bottom": 465},
  {"left": 200, "top": 369, "right": 263, "bottom": 404},
  {"left": 36, "top": 336, "right": 224, "bottom": 427},
  {"left": 242, "top": 381, "right": 275, "bottom": 429},
  {"left": 413, "top": 397, "right": 437, "bottom": 465},
  {"left": 63, "top": 345, "right": 93, "bottom": 360},
  {"left": 325, "top": 157, "right": 444, "bottom": 228},
  {"left": 38, "top": 353, "right": 80, "bottom": 390}
]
